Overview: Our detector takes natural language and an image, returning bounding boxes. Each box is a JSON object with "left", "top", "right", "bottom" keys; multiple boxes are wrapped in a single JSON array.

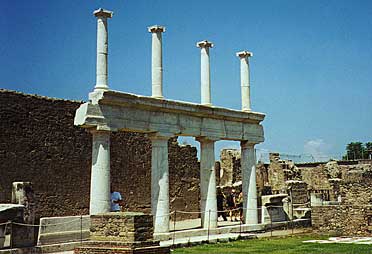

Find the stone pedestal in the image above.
[{"left": 74, "top": 212, "right": 169, "bottom": 254}]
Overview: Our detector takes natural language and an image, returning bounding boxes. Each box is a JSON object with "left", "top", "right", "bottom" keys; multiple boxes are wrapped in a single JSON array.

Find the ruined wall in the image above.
[
  {"left": 312, "top": 165, "right": 372, "bottom": 236},
  {"left": 219, "top": 149, "right": 240, "bottom": 186},
  {"left": 312, "top": 205, "right": 372, "bottom": 236},
  {"left": 0, "top": 90, "right": 200, "bottom": 219},
  {"left": 301, "top": 165, "right": 331, "bottom": 191}
]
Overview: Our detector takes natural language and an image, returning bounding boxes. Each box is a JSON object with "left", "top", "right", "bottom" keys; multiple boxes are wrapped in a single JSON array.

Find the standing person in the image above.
[
  {"left": 217, "top": 188, "right": 227, "bottom": 221},
  {"left": 226, "top": 188, "right": 236, "bottom": 221},
  {"left": 110, "top": 188, "right": 123, "bottom": 212}
]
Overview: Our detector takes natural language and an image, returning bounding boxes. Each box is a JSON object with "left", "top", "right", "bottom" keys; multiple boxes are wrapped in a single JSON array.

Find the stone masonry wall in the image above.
[
  {"left": 0, "top": 90, "right": 200, "bottom": 220},
  {"left": 312, "top": 205, "right": 372, "bottom": 236},
  {"left": 301, "top": 165, "right": 331, "bottom": 191}
]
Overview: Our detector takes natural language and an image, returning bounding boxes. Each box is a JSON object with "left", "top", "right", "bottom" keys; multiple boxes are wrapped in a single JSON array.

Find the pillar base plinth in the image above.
[{"left": 74, "top": 212, "right": 170, "bottom": 254}]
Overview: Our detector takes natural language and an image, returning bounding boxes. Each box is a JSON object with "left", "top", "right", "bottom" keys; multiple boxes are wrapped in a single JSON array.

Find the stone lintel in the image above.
[
  {"left": 236, "top": 50, "right": 253, "bottom": 58},
  {"left": 197, "top": 40, "right": 214, "bottom": 48},
  {"left": 148, "top": 25, "right": 166, "bottom": 33},
  {"left": 93, "top": 8, "right": 113, "bottom": 18}
]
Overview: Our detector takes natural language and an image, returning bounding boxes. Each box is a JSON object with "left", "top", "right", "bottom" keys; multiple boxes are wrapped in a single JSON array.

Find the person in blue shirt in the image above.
[{"left": 110, "top": 189, "right": 123, "bottom": 212}]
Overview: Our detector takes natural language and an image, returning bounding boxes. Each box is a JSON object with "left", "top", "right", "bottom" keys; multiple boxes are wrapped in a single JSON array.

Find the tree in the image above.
[
  {"left": 344, "top": 142, "right": 365, "bottom": 160},
  {"left": 366, "top": 142, "right": 372, "bottom": 159}
]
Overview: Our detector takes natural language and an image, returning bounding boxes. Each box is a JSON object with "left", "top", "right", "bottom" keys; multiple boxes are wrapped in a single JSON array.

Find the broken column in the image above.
[
  {"left": 241, "top": 141, "right": 258, "bottom": 224},
  {"left": 197, "top": 40, "right": 213, "bottom": 106},
  {"left": 148, "top": 25, "right": 165, "bottom": 99},
  {"left": 12, "top": 182, "right": 35, "bottom": 224},
  {"left": 93, "top": 8, "right": 113, "bottom": 91},
  {"left": 11, "top": 182, "right": 35, "bottom": 248},
  {"left": 236, "top": 51, "right": 253, "bottom": 111},
  {"left": 150, "top": 134, "right": 170, "bottom": 234},
  {"left": 197, "top": 137, "right": 218, "bottom": 229},
  {"left": 90, "top": 130, "right": 111, "bottom": 215}
]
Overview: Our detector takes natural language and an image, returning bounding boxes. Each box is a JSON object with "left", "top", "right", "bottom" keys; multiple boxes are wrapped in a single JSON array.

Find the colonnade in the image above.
[{"left": 88, "top": 8, "right": 261, "bottom": 233}]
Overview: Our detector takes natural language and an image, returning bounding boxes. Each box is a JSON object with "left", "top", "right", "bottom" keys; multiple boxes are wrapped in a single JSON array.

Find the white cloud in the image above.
[{"left": 304, "top": 139, "right": 331, "bottom": 162}]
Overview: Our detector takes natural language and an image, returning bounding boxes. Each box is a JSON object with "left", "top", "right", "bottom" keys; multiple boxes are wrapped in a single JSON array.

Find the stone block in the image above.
[{"left": 90, "top": 212, "right": 153, "bottom": 243}]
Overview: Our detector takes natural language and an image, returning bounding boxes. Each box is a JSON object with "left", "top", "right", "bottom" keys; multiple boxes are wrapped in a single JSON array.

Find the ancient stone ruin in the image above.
[
  {"left": 74, "top": 7, "right": 265, "bottom": 238},
  {"left": 219, "top": 149, "right": 372, "bottom": 235}
]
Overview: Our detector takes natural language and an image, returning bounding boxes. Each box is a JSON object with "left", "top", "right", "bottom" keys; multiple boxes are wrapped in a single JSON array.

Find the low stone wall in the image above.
[
  {"left": 312, "top": 205, "right": 372, "bottom": 236},
  {"left": 37, "top": 215, "right": 90, "bottom": 245}
]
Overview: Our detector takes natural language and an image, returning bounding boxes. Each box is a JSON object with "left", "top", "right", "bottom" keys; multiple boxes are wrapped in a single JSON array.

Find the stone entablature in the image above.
[{"left": 75, "top": 90, "right": 265, "bottom": 141}]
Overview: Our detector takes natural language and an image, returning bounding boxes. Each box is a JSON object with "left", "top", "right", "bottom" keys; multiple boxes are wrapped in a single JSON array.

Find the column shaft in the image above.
[
  {"left": 151, "top": 136, "right": 170, "bottom": 233},
  {"left": 240, "top": 57, "right": 251, "bottom": 111},
  {"left": 94, "top": 9, "right": 113, "bottom": 91},
  {"left": 200, "top": 47, "right": 211, "bottom": 106},
  {"left": 198, "top": 138, "right": 217, "bottom": 229},
  {"left": 152, "top": 32, "right": 163, "bottom": 98},
  {"left": 241, "top": 141, "right": 258, "bottom": 224},
  {"left": 90, "top": 131, "right": 111, "bottom": 214},
  {"left": 148, "top": 26, "right": 165, "bottom": 98},
  {"left": 237, "top": 51, "right": 253, "bottom": 111},
  {"left": 197, "top": 40, "right": 213, "bottom": 106},
  {"left": 95, "top": 17, "right": 109, "bottom": 90}
]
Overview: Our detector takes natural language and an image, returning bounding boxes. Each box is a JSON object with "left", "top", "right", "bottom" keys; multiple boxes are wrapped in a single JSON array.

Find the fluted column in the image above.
[
  {"left": 240, "top": 141, "right": 258, "bottom": 224},
  {"left": 148, "top": 25, "right": 165, "bottom": 99},
  {"left": 196, "top": 137, "right": 218, "bottom": 229},
  {"left": 150, "top": 134, "right": 170, "bottom": 233},
  {"left": 197, "top": 40, "right": 214, "bottom": 106},
  {"left": 236, "top": 51, "right": 253, "bottom": 111},
  {"left": 90, "top": 130, "right": 111, "bottom": 214},
  {"left": 93, "top": 8, "right": 113, "bottom": 91}
]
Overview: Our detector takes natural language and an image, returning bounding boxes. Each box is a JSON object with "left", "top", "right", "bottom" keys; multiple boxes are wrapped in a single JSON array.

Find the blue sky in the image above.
[{"left": 2, "top": 0, "right": 371, "bottom": 161}]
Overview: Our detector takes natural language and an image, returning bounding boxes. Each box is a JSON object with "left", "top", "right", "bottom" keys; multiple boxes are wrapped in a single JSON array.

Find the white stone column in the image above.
[
  {"left": 236, "top": 51, "right": 253, "bottom": 112},
  {"left": 240, "top": 141, "right": 258, "bottom": 224},
  {"left": 93, "top": 8, "right": 113, "bottom": 91},
  {"left": 90, "top": 130, "right": 111, "bottom": 215},
  {"left": 196, "top": 137, "right": 218, "bottom": 229},
  {"left": 150, "top": 135, "right": 170, "bottom": 233},
  {"left": 148, "top": 25, "right": 165, "bottom": 99},
  {"left": 197, "top": 40, "right": 214, "bottom": 106}
]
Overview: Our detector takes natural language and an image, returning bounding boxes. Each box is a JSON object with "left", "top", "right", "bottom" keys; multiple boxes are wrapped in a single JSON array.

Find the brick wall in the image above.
[{"left": 0, "top": 90, "right": 200, "bottom": 220}]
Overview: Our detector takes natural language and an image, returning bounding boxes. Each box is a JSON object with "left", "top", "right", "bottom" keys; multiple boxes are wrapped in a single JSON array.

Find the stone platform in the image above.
[{"left": 74, "top": 212, "right": 169, "bottom": 254}]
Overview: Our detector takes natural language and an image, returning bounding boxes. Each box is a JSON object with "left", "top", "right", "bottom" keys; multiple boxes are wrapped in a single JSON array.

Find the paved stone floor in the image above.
[{"left": 303, "top": 237, "right": 372, "bottom": 245}]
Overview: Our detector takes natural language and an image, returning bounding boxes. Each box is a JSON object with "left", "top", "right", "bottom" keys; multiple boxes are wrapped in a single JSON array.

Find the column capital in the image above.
[
  {"left": 93, "top": 8, "right": 113, "bottom": 18},
  {"left": 197, "top": 40, "right": 214, "bottom": 49},
  {"left": 236, "top": 50, "right": 253, "bottom": 58},
  {"left": 148, "top": 25, "right": 166, "bottom": 33},
  {"left": 240, "top": 140, "right": 256, "bottom": 149},
  {"left": 90, "top": 129, "right": 111, "bottom": 135},
  {"left": 195, "top": 136, "right": 219, "bottom": 143},
  {"left": 147, "top": 133, "right": 173, "bottom": 141}
]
